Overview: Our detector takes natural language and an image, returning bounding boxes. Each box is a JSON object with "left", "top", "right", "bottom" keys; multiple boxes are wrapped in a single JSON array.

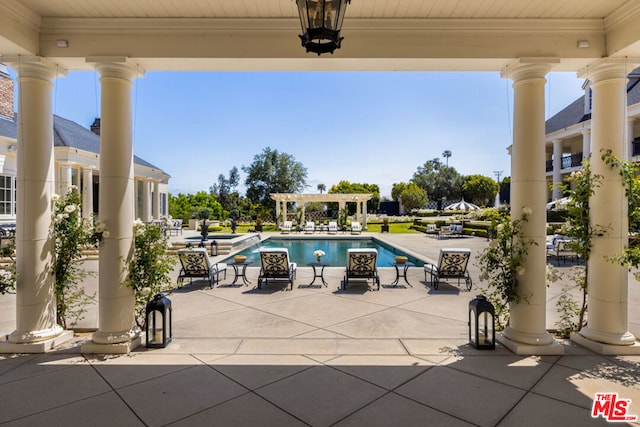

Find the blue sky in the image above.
[{"left": 10, "top": 68, "right": 585, "bottom": 198}]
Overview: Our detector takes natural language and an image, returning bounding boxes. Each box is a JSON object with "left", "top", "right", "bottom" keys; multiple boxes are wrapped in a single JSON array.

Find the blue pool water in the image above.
[{"left": 224, "top": 238, "right": 424, "bottom": 267}]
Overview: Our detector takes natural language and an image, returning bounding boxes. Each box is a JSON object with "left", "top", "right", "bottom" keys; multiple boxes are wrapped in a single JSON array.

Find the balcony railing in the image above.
[
  {"left": 561, "top": 152, "right": 583, "bottom": 169},
  {"left": 546, "top": 152, "right": 583, "bottom": 173}
]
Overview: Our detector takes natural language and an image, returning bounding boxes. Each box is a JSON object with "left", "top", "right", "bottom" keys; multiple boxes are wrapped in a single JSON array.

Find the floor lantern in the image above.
[
  {"left": 145, "top": 293, "right": 172, "bottom": 348},
  {"left": 469, "top": 295, "right": 495, "bottom": 350},
  {"left": 296, "top": 0, "right": 351, "bottom": 55}
]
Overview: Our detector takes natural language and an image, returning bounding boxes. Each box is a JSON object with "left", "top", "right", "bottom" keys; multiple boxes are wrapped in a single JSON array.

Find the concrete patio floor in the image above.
[{"left": 1, "top": 232, "right": 639, "bottom": 426}]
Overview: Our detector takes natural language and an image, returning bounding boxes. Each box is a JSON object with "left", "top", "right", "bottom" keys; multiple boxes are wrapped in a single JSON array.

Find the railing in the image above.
[{"left": 546, "top": 152, "right": 583, "bottom": 173}]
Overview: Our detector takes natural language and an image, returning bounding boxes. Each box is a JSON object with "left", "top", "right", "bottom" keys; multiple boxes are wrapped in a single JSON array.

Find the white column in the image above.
[
  {"left": 500, "top": 62, "right": 560, "bottom": 354},
  {"left": 627, "top": 118, "right": 634, "bottom": 159},
  {"left": 362, "top": 201, "right": 368, "bottom": 229},
  {"left": 141, "top": 180, "right": 151, "bottom": 222},
  {"left": 552, "top": 140, "right": 563, "bottom": 200},
  {"left": 6, "top": 59, "right": 66, "bottom": 347},
  {"left": 84, "top": 61, "right": 142, "bottom": 353},
  {"left": 275, "top": 199, "right": 281, "bottom": 228},
  {"left": 582, "top": 130, "right": 591, "bottom": 161},
  {"left": 82, "top": 168, "right": 94, "bottom": 219},
  {"left": 283, "top": 200, "right": 288, "bottom": 223},
  {"left": 59, "top": 163, "right": 73, "bottom": 194},
  {"left": 153, "top": 181, "right": 161, "bottom": 219},
  {"left": 576, "top": 61, "right": 637, "bottom": 350}
]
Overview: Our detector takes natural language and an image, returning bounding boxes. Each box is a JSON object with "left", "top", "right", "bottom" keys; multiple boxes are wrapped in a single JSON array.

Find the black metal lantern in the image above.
[
  {"left": 145, "top": 293, "right": 172, "bottom": 348},
  {"left": 469, "top": 295, "right": 495, "bottom": 350},
  {"left": 296, "top": 0, "right": 351, "bottom": 55}
]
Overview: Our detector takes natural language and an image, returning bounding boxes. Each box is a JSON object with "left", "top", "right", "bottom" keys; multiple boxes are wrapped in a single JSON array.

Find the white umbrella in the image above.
[{"left": 444, "top": 198, "right": 480, "bottom": 211}]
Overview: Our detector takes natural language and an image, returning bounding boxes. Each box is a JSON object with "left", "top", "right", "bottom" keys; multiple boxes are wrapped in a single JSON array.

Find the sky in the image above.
[{"left": 10, "top": 68, "right": 585, "bottom": 199}]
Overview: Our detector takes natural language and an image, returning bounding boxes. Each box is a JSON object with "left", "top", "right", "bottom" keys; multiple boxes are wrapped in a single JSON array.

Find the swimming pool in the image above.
[{"left": 223, "top": 237, "right": 424, "bottom": 267}]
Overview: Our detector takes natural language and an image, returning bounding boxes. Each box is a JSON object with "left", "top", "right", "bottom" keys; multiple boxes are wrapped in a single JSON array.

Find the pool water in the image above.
[{"left": 224, "top": 238, "right": 424, "bottom": 267}]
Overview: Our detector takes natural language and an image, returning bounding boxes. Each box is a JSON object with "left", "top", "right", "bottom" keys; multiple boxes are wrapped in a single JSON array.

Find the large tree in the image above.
[
  {"left": 399, "top": 182, "right": 428, "bottom": 212},
  {"left": 329, "top": 180, "right": 380, "bottom": 213},
  {"left": 210, "top": 166, "right": 240, "bottom": 214},
  {"left": 242, "top": 147, "right": 308, "bottom": 208},
  {"left": 411, "top": 158, "right": 463, "bottom": 205},
  {"left": 461, "top": 174, "right": 499, "bottom": 207}
]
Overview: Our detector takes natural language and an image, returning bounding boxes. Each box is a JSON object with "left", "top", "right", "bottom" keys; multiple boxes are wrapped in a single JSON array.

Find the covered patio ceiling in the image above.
[{"left": 1, "top": 0, "right": 640, "bottom": 72}]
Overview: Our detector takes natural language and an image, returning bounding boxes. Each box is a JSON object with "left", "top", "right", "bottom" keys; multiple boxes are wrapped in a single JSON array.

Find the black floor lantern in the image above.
[
  {"left": 296, "top": 0, "right": 351, "bottom": 55},
  {"left": 146, "top": 293, "right": 172, "bottom": 348},
  {"left": 469, "top": 295, "right": 495, "bottom": 350}
]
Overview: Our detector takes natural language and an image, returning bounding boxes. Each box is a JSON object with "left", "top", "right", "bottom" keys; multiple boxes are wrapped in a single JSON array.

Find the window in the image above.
[{"left": 0, "top": 175, "right": 16, "bottom": 216}]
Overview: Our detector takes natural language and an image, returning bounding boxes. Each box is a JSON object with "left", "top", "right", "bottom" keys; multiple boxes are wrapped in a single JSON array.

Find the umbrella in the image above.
[{"left": 444, "top": 198, "right": 480, "bottom": 211}]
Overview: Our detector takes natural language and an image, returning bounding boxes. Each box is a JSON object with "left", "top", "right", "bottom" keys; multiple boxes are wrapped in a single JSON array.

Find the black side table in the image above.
[
  {"left": 390, "top": 261, "right": 414, "bottom": 287},
  {"left": 307, "top": 262, "right": 329, "bottom": 286},
  {"left": 229, "top": 261, "right": 253, "bottom": 285}
]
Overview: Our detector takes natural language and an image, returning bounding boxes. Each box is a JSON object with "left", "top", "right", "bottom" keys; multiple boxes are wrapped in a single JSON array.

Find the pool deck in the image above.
[{"left": 0, "top": 230, "right": 639, "bottom": 426}]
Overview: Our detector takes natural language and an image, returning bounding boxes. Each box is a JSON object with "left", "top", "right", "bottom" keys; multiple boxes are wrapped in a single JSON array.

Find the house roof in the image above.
[
  {"left": 0, "top": 113, "right": 164, "bottom": 172},
  {"left": 546, "top": 68, "right": 640, "bottom": 134}
]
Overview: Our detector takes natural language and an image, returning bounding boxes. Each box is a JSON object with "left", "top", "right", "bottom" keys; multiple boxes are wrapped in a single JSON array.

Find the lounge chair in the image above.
[
  {"left": 424, "top": 248, "right": 472, "bottom": 291},
  {"left": 425, "top": 223, "right": 439, "bottom": 238},
  {"left": 343, "top": 248, "right": 380, "bottom": 290},
  {"left": 257, "top": 248, "right": 297, "bottom": 290},
  {"left": 177, "top": 248, "right": 227, "bottom": 289},
  {"left": 328, "top": 221, "right": 338, "bottom": 234},
  {"left": 305, "top": 221, "right": 315, "bottom": 234},
  {"left": 546, "top": 235, "right": 578, "bottom": 264},
  {"left": 167, "top": 219, "right": 183, "bottom": 236},
  {"left": 350, "top": 221, "right": 362, "bottom": 235},
  {"left": 450, "top": 224, "right": 463, "bottom": 237},
  {"left": 281, "top": 220, "right": 292, "bottom": 234}
]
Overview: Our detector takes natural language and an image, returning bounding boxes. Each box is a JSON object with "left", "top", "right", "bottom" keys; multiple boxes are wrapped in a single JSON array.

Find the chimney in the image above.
[
  {"left": 0, "top": 64, "right": 14, "bottom": 120},
  {"left": 90, "top": 118, "right": 101, "bottom": 135}
]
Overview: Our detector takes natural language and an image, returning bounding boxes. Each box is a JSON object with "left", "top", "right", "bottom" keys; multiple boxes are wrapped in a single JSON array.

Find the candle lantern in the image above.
[
  {"left": 145, "top": 293, "right": 172, "bottom": 348},
  {"left": 469, "top": 295, "right": 495, "bottom": 350}
]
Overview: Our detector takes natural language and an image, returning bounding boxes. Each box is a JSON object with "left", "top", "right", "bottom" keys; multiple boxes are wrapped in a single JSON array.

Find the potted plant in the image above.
[
  {"left": 255, "top": 217, "right": 263, "bottom": 232},
  {"left": 381, "top": 217, "right": 390, "bottom": 233}
]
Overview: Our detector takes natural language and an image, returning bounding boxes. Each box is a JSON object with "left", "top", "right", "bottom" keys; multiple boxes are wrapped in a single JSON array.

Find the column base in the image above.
[
  {"left": 572, "top": 331, "right": 640, "bottom": 355},
  {"left": 497, "top": 332, "right": 565, "bottom": 355},
  {"left": 81, "top": 335, "right": 142, "bottom": 355},
  {"left": 0, "top": 330, "right": 73, "bottom": 354}
]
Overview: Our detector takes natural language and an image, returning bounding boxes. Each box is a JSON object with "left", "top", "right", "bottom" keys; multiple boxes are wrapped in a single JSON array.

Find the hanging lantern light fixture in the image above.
[{"left": 296, "top": 0, "right": 351, "bottom": 55}]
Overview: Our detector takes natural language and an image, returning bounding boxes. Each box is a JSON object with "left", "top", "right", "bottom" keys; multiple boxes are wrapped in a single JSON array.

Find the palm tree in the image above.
[
  {"left": 317, "top": 183, "right": 326, "bottom": 194},
  {"left": 442, "top": 150, "right": 452, "bottom": 167}
]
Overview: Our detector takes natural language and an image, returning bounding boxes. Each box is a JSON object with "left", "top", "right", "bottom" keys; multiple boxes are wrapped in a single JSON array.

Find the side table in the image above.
[
  {"left": 390, "top": 261, "right": 414, "bottom": 287},
  {"left": 229, "top": 261, "right": 254, "bottom": 285},
  {"left": 307, "top": 262, "right": 329, "bottom": 286}
]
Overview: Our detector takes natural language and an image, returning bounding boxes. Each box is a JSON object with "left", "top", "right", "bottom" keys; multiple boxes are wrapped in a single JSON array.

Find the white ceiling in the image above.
[{"left": 1, "top": 0, "right": 640, "bottom": 71}]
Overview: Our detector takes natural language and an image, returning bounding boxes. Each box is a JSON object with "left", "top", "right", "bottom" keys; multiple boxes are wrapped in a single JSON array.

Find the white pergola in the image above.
[
  {"left": 271, "top": 193, "right": 372, "bottom": 228},
  {"left": 1, "top": 0, "right": 639, "bottom": 355}
]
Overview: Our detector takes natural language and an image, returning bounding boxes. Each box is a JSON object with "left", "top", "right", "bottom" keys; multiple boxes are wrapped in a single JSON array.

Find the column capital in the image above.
[
  {"left": 88, "top": 57, "right": 145, "bottom": 81},
  {"left": 4, "top": 56, "right": 67, "bottom": 81},
  {"left": 501, "top": 59, "right": 555, "bottom": 82},
  {"left": 578, "top": 58, "right": 640, "bottom": 83}
]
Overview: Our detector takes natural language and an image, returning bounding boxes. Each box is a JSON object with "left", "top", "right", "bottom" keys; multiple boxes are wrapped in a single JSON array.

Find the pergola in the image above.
[
  {"left": 271, "top": 193, "right": 372, "bottom": 228},
  {"left": 1, "top": 1, "right": 639, "bottom": 355}
]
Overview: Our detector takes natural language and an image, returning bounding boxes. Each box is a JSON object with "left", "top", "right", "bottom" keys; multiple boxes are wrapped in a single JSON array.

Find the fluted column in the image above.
[
  {"left": 575, "top": 60, "right": 638, "bottom": 352},
  {"left": 500, "top": 62, "right": 560, "bottom": 354},
  {"left": 362, "top": 201, "right": 368, "bottom": 229},
  {"left": 3, "top": 58, "right": 71, "bottom": 350},
  {"left": 83, "top": 60, "right": 142, "bottom": 353},
  {"left": 552, "top": 140, "right": 563, "bottom": 200}
]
